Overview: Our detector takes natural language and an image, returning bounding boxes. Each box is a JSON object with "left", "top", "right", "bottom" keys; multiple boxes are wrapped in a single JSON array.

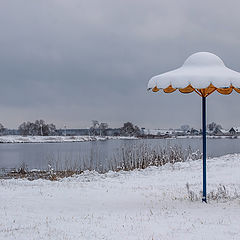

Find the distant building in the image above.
[
  {"left": 180, "top": 125, "right": 190, "bottom": 132},
  {"left": 141, "top": 128, "right": 173, "bottom": 137},
  {"left": 105, "top": 128, "right": 121, "bottom": 136},
  {"left": 172, "top": 129, "right": 185, "bottom": 136},
  {"left": 5, "top": 129, "right": 19, "bottom": 135},
  {"left": 56, "top": 128, "right": 89, "bottom": 136},
  {"left": 211, "top": 128, "right": 225, "bottom": 136},
  {"left": 141, "top": 128, "right": 201, "bottom": 137},
  {"left": 56, "top": 128, "right": 121, "bottom": 136},
  {"left": 229, "top": 127, "right": 240, "bottom": 135},
  {"left": 188, "top": 128, "right": 199, "bottom": 135},
  {"left": 218, "top": 129, "right": 230, "bottom": 135}
]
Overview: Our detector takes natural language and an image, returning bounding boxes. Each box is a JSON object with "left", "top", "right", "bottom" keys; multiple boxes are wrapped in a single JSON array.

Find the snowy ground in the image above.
[
  {"left": 0, "top": 154, "right": 240, "bottom": 240},
  {"left": 0, "top": 135, "right": 137, "bottom": 143}
]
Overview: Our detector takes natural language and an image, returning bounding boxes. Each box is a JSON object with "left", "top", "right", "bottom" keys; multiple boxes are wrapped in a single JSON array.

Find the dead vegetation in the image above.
[
  {"left": 5, "top": 169, "right": 83, "bottom": 181},
  {"left": 1, "top": 144, "right": 201, "bottom": 181},
  {"left": 186, "top": 183, "right": 240, "bottom": 202}
]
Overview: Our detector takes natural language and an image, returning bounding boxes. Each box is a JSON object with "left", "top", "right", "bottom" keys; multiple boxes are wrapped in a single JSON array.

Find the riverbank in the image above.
[
  {"left": 0, "top": 135, "right": 138, "bottom": 143},
  {"left": 0, "top": 154, "right": 239, "bottom": 239},
  {"left": 0, "top": 134, "right": 237, "bottom": 143}
]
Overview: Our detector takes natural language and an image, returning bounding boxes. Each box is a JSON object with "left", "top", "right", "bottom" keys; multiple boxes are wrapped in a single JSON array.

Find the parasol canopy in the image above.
[
  {"left": 148, "top": 52, "right": 240, "bottom": 97},
  {"left": 147, "top": 52, "right": 240, "bottom": 202}
]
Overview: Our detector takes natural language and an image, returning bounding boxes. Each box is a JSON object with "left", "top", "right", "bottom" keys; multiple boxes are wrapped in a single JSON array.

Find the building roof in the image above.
[{"left": 231, "top": 127, "right": 240, "bottom": 132}]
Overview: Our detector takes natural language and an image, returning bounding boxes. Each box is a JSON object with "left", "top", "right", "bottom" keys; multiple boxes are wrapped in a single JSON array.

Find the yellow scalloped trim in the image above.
[
  {"left": 163, "top": 85, "right": 176, "bottom": 93},
  {"left": 179, "top": 85, "right": 194, "bottom": 94},
  {"left": 234, "top": 87, "right": 240, "bottom": 93},
  {"left": 152, "top": 86, "right": 159, "bottom": 92},
  {"left": 152, "top": 84, "right": 240, "bottom": 97},
  {"left": 217, "top": 87, "right": 233, "bottom": 95}
]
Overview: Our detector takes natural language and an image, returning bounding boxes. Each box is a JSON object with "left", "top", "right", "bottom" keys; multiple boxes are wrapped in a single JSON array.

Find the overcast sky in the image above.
[{"left": 0, "top": 0, "right": 240, "bottom": 129}]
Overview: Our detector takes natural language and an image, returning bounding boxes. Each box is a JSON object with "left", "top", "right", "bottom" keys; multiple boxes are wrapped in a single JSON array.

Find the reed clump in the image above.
[{"left": 2, "top": 143, "right": 201, "bottom": 180}]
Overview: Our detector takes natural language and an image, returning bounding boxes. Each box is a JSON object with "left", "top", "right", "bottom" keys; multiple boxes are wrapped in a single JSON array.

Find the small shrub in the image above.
[{"left": 186, "top": 183, "right": 240, "bottom": 202}]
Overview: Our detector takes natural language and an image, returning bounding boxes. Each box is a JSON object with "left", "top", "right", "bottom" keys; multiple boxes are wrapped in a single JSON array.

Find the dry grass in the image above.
[
  {"left": 186, "top": 183, "right": 240, "bottom": 202},
  {"left": 1, "top": 144, "right": 201, "bottom": 181}
]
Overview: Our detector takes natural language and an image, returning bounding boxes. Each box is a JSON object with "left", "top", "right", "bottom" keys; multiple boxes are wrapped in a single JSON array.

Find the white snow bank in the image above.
[
  {"left": 0, "top": 135, "right": 137, "bottom": 143},
  {"left": 0, "top": 154, "right": 240, "bottom": 240}
]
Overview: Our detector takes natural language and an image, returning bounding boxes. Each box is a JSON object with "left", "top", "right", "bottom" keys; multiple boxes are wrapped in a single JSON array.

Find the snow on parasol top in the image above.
[
  {"left": 148, "top": 52, "right": 240, "bottom": 96},
  {"left": 147, "top": 52, "right": 240, "bottom": 202}
]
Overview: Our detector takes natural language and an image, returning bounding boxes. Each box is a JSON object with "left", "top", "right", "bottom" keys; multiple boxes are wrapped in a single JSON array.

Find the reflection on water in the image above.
[{"left": 0, "top": 138, "right": 240, "bottom": 171}]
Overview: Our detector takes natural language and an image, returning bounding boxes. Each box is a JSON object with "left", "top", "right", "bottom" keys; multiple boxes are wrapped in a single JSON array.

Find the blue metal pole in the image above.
[{"left": 202, "top": 96, "right": 207, "bottom": 203}]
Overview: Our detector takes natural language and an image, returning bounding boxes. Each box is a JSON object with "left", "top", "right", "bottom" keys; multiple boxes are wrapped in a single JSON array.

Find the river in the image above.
[{"left": 0, "top": 137, "right": 240, "bottom": 171}]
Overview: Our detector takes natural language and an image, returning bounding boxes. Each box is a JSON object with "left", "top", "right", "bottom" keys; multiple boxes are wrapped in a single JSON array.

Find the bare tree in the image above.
[
  {"left": 99, "top": 123, "right": 108, "bottom": 136},
  {"left": 0, "top": 123, "right": 6, "bottom": 136},
  {"left": 18, "top": 120, "right": 56, "bottom": 136},
  {"left": 207, "top": 122, "right": 222, "bottom": 134},
  {"left": 92, "top": 120, "right": 99, "bottom": 129},
  {"left": 90, "top": 120, "right": 99, "bottom": 136},
  {"left": 120, "top": 122, "right": 140, "bottom": 137}
]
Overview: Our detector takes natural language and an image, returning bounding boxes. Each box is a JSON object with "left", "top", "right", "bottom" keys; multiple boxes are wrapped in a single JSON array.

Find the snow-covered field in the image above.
[
  {"left": 0, "top": 135, "right": 137, "bottom": 143},
  {"left": 0, "top": 154, "right": 240, "bottom": 240}
]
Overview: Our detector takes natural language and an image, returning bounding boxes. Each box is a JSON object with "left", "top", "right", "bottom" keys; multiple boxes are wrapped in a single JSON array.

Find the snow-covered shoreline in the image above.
[
  {"left": 0, "top": 135, "right": 238, "bottom": 144},
  {"left": 0, "top": 135, "right": 138, "bottom": 143},
  {"left": 0, "top": 154, "right": 239, "bottom": 239}
]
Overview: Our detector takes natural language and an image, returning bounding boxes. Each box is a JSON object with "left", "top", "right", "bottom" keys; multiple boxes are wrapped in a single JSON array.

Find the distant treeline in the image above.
[
  {"left": 0, "top": 120, "right": 141, "bottom": 137},
  {"left": 1, "top": 120, "right": 232, "bottom": 137}
]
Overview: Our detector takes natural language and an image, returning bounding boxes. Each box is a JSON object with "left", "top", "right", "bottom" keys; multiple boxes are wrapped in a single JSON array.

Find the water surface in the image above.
[{"left": 0, "top": 138, "right": 239, "bottom": 171}]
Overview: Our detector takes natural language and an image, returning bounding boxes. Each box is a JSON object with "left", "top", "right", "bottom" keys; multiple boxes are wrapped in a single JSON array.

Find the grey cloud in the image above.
[{"left": 0, "top": 0, "right": 240, "bottom": 129}]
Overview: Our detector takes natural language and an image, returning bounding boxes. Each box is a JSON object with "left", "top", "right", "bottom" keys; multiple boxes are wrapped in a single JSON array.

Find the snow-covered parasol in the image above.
[{"left": 147, "top": 52, "right": 240, "bottom": 202}]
